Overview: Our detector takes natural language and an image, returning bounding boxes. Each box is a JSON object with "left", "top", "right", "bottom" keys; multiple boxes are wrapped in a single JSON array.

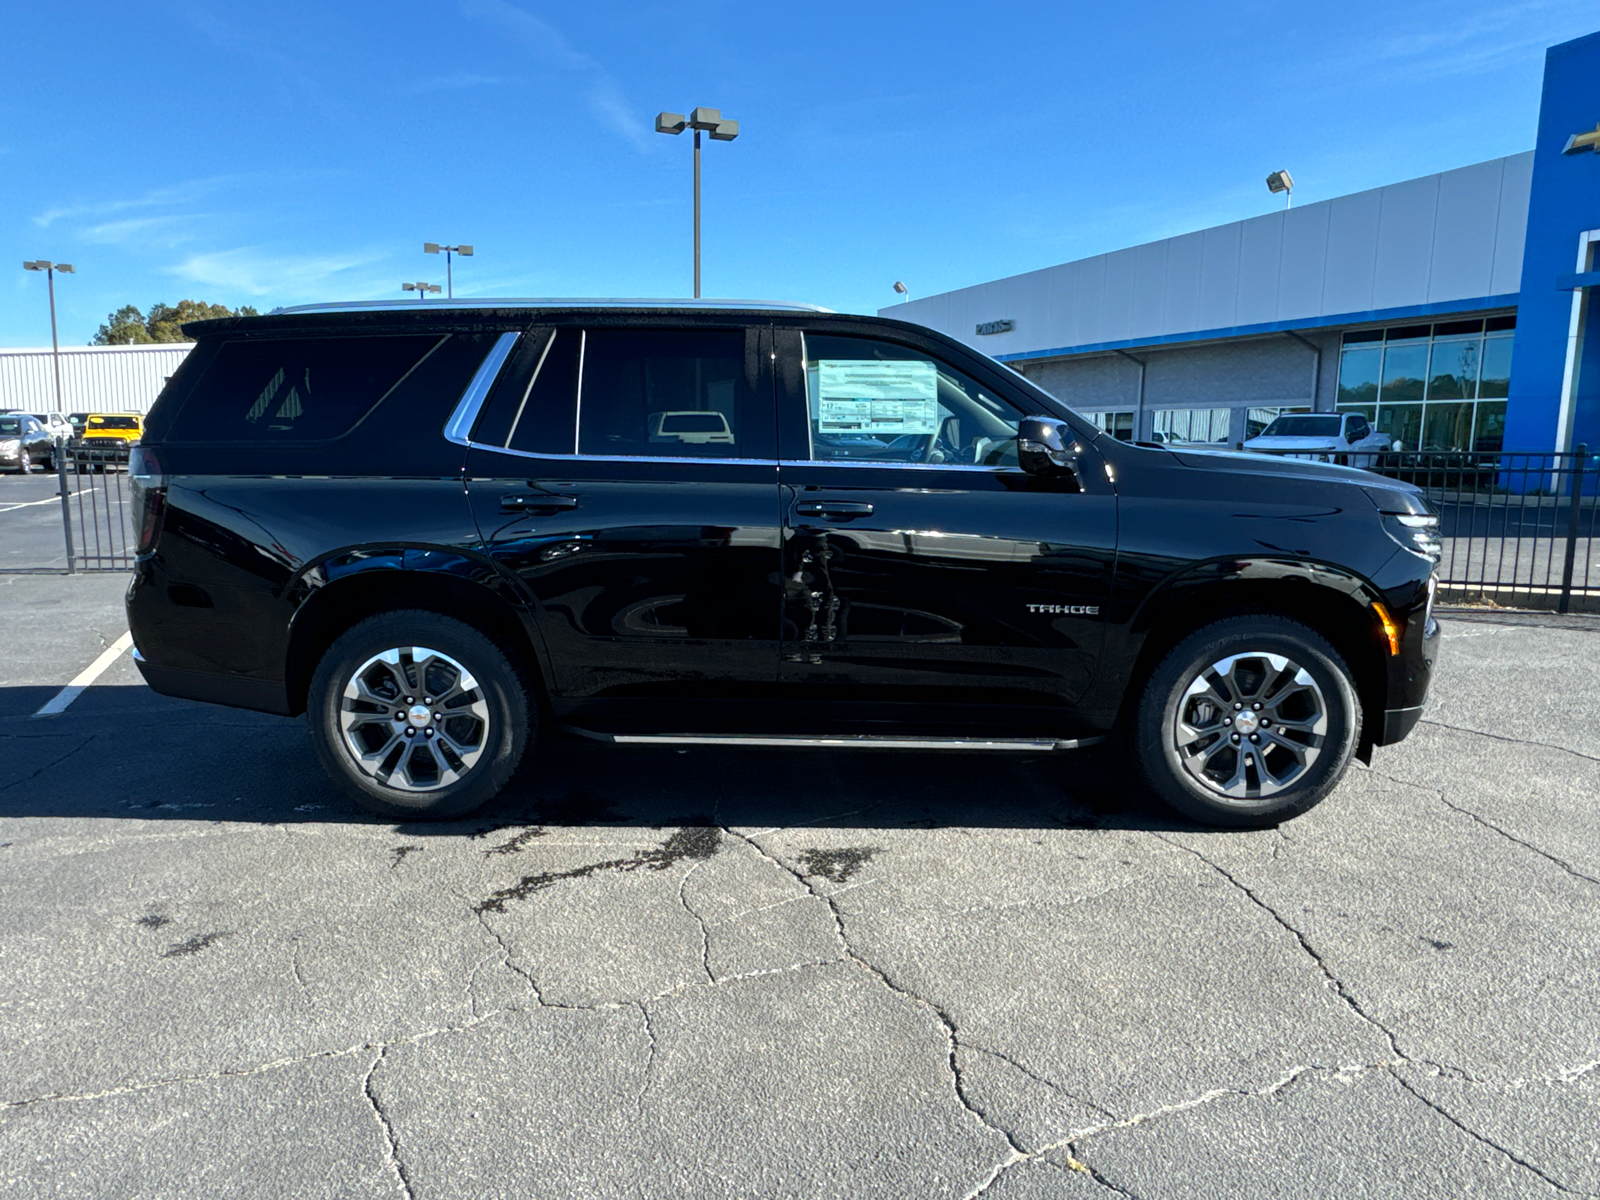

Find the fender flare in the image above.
[{"left": 281, "top": 544, "right": 555, "bottom": 713}]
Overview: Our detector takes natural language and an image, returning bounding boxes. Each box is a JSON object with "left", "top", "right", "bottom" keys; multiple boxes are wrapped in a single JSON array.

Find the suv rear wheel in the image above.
[
  {"left": 1133, "top": 616, "right": 1360, "bottom": 828},
  {"left": 307, "top": 610, "right": 530, "bottom": 820}
]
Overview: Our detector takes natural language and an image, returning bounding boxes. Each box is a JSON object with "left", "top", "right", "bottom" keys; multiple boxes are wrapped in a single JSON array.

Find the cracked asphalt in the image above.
[{"left": 1, "top": 574, "right": 1597, "bottom": 1198}]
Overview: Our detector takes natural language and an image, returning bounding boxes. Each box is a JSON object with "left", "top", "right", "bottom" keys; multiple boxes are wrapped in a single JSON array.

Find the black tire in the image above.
[
  {"left": 1132, "top": 616, "right": 1360, "bottom": 828},
  {"left": 20, "top": 455, "right": 34, "bottom": 475},
  {"left": 307, "top": 610, "right": 531, "bottom": 820}
]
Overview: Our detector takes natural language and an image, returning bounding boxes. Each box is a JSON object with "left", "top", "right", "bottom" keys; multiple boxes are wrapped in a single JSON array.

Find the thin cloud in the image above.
[
  {"left": 457, "top": 0, "right": 652, "bottom": 149},
  {"left": 81, "top": 214, "right": 207, "bottom": 249},
  {"left": 33, "top": 176, "right": 251, "bottom": 228},
  {"left": 411, "top": 73, "right": 517, "bottom": 92},
  {"left": 165, "top": 247, "right": 389, "bottom": 297},
  {"left": 1364, "top": 0, "right": 1589, "bottom": 81}
]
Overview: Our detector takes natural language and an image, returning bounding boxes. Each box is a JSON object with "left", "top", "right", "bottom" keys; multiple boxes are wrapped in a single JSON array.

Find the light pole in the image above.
[
  {"left": 423, "top": 243, "right": 473, "bottom": 298},
  {"left": 402, "top": 282, "right": 442, "bottom": 300},
  {"left": 655, "top": 107, "right": 739, "bottom": 298},
  {"left": 23, "top": 260, "right": 74, "bottom": 415},
  {"left": 1266, "top": 169, "right": 1294, "bottom": 210},
  {"left": 893, "top": 281, "right": 910, "bottom": 303}
]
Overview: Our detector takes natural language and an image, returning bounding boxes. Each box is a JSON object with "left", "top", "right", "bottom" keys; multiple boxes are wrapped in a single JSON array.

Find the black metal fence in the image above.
[
  {"left": 55, "top": 444, "right": 136, "bottom": 572},
  {"left": 1264, "top": 445, "right": 1597, "bottom": 614}
]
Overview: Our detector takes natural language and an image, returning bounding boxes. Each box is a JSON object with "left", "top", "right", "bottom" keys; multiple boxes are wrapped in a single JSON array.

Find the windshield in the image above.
[
  {"left": 87, "top": 415, "right": 140, "bottom": 430},
  {"left": 1260, "top": 416, "right": 1341, "bottom": 438},
  {"left": 0, "top": 417, "right": 21, "bottom": 435}
]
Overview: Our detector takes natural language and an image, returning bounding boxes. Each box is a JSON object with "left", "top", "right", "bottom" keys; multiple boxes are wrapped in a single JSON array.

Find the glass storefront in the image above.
[
  {"left": 1336, "top": 316, "right": 1513, "bottom": 451},
  {"left": 1081, "top": 411, "right": 1135, "bottom": 440},
  {"left": 1081, "top": 407, "right": 1305, "bottom": 444},
  {"left": 1152, "top": 407, "right": 1231, "bottom": 444}
]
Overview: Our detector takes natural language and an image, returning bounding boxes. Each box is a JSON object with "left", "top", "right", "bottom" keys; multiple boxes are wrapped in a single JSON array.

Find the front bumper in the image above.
[
  {"left": 77, "top": 439, "right": 134, "bottom": 463},
  {"left": 1372, "top": 574, "right": 1440, "bottom": 746},
  {"left": 1381, "top": 704, "right": 1425, "bottom": 742}
]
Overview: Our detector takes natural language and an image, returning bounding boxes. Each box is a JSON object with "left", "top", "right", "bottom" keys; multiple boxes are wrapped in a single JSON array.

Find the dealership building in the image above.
[{"left": 885, "top": 31, "right": 1600, "bottom": 457}]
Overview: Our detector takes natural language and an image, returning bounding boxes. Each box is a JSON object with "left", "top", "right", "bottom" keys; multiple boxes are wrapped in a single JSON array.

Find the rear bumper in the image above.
[{"left": 133, "top": 651, "right": 292, "bottom": 717}]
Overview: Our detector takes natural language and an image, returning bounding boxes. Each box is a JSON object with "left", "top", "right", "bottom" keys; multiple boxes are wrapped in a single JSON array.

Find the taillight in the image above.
[{"left": 129, "top": 446, "right": 167, "bottom": 556}]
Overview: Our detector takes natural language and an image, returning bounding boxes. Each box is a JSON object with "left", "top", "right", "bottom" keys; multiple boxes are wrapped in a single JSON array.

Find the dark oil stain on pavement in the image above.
[
  {"left": 389, "top": 844, "right": 422, "bottom": 869},
  {"left": 800, "top": 847, "right": 880, "bottom": 884},
  {"left": 483, "top": 828, "right": 547, "bottom": 857},
  {"left": 136, "top": 914, "right": 172, "bottom": 929},
  {"left": 476, "top": 824, "right": 720, "bottom": 914},
  {"left": 162, "top": 931, "right": 231, "bottom": 958},
  {"left": 1421, "top": 936, "right": 1454, "bottom": 951}
]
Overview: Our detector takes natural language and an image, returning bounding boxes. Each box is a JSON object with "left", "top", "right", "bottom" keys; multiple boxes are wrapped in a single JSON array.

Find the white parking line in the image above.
[
  {"left": 0, "top": 489, "right": 84, "bottom": 514},
  {"left": 33, "top": 632, "right": 135, "bottom": 717}
]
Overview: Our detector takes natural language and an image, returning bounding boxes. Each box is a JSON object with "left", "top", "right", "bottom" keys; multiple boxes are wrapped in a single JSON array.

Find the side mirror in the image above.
[{"left": 1017, "top": 416, "right": 1083, "bottom": 488}]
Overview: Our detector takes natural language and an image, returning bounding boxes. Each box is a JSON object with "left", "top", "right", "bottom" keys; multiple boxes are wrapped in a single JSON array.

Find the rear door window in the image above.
[
  {"left": 168, "top": 335, "right": 444, "bottom": 442},
  {"left": 578, "top": 328, "right": 762, "bottom": 459}
]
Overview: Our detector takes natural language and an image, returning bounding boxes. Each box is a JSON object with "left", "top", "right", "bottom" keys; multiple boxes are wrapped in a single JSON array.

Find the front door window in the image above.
[{"left": 799, "top": 334, "right": 1026, "bottom": 466}]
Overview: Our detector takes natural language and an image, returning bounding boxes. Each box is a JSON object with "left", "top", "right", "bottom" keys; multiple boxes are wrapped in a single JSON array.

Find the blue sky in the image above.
[{"left": 4, "top": 0, "right": 1599, "bottom": 346}]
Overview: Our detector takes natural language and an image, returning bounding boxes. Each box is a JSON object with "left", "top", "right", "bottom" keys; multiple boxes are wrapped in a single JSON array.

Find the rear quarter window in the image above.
[{"left": 166, "top": 335, "right": 444, "bottom": 443}]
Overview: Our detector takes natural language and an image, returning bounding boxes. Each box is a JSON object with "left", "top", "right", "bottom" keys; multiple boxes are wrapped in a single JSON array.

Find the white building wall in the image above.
[
  {"left": 885, "top": 153, "right": 1535, "bottom": 360},
  {"left": 0, "top": 344, "right": 194, "bottom": 416}
]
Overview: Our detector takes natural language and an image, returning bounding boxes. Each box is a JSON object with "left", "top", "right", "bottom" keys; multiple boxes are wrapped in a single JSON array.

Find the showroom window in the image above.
[
  {"left": 1080, "top": 411, "right": 1135, "bottom": 441},
  {"left": 1335, "top": 317, "right": 1513, "bottom": 451},
  {"left": 1151, "top": 408, "right": 1230, "bottom": 445}
]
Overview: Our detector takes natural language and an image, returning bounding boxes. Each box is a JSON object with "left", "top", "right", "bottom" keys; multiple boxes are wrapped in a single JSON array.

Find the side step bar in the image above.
[{"left": 563, "top": 729, "right": 1104, "bottom": 752}]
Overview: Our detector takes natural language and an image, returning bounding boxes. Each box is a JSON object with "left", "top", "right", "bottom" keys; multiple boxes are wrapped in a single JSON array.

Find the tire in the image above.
[
  {"left": 20, "top": 455, "right": 34, "bottom": 475},
  {"left": 307, "top": 610, "right": 531, "bottom": 820},
  {"left": 1132, "top": 616, "right": 1360, "bottom": 828}
]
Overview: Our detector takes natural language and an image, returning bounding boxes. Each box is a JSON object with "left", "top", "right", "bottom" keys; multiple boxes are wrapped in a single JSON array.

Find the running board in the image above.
[{"left": 563, "top": 729, "right": 1104, "bottom": 752}]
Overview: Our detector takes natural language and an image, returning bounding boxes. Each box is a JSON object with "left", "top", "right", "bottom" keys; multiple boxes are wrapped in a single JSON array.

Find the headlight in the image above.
[
  {"left": 1382, "top": 512, "right": 1441, "bottom": 562},
  {"left": 0, "top": 439, "right": 20, "bottom": 453}
]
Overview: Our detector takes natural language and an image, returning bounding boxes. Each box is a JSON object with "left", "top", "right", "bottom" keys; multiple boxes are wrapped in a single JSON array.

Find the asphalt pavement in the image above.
[{"left": 0, "top": 573, "right": 1596, "bottom": 1198}]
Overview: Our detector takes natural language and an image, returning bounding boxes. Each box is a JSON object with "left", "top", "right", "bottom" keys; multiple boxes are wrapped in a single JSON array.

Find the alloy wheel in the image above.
[
  {"left": 1172, "top": 651, "right": 1328, "bottom": 802},
  {"left": 338, "top": 646, "right": 491, "bottom": 792}
]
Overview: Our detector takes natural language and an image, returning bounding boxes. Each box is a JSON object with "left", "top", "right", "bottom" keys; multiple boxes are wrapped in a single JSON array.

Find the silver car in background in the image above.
[{"left": 1243, "top": 412, "right": 1396, "bottom": 466}]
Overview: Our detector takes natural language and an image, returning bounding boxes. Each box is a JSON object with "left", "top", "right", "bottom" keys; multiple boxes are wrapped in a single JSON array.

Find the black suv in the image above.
[{"left": 126, "top": 301, "right": 1440, "bottom": 828}]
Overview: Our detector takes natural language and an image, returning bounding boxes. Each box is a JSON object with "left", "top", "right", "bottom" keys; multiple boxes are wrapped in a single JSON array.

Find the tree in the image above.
[
  {"left": 93, "top": 305, "right": 152, "bottom": 345},
  {"left": 92, "top": 300, "right": 262, "bottom": 346}
]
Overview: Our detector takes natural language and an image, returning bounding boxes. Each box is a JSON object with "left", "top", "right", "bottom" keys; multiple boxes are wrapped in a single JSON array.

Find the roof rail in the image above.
[{"left": 267, "top": 298, "right": 834, "bottom": 316}]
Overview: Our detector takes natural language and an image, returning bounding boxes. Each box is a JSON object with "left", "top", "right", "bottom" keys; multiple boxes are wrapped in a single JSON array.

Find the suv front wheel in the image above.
[
  {"left": 308, "top": 610, "right": 530, "bottom": 820},
  {"left": 1133, "top": 616, "right": 1360, "bottom": 828}
]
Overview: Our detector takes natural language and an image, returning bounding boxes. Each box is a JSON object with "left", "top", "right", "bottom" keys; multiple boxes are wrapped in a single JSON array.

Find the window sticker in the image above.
[{"left": 813, "top": 360, "right": 939, "bottom": 436}]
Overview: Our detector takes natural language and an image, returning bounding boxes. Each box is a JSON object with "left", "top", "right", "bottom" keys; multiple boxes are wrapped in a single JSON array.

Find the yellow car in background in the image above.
[{"left": 75, "top": 412, "right": 144, "bottom": 469}]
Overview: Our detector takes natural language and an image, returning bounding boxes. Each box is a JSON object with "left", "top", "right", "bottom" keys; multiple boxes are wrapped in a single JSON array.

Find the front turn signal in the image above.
[{"left": 1372, "top": 601, "right": 1401, "bottom": 656}]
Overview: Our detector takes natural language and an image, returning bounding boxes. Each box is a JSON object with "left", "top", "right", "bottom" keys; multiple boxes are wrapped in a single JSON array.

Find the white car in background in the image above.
[
  {"left": 30, "top": 412, "right": 74, "bottom": 439},
  {"left": 1243, "top": 413, "right": 1395, "bottom": 466}
]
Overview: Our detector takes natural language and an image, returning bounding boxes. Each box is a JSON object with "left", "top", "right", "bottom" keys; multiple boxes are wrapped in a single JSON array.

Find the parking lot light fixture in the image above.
[
  {"left": 403, "top": 282, "right": 442, "bottom": 300},
  {"left": 1266, "top": 169, "right": 1294, "bottom": 209},
  {"left": 893, "top": 281, "right": 910, "bottom": 303},
  {"left": 655, "top": 106, "right": 740, "bottom": 298},
  {"left": 23, "top": 259, "right": 74, "bottom": 417},
  {"left": 423, "top": 243, "right": 474, "bottom": 298}
]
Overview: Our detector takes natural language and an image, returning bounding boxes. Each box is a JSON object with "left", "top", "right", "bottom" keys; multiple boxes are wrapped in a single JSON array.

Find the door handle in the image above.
[
  {"left": 501, "top": 492, "right": 579, "bottom": 513},
  {"left": 794, "top": 500, "right": 875, "bottom": 520}
]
